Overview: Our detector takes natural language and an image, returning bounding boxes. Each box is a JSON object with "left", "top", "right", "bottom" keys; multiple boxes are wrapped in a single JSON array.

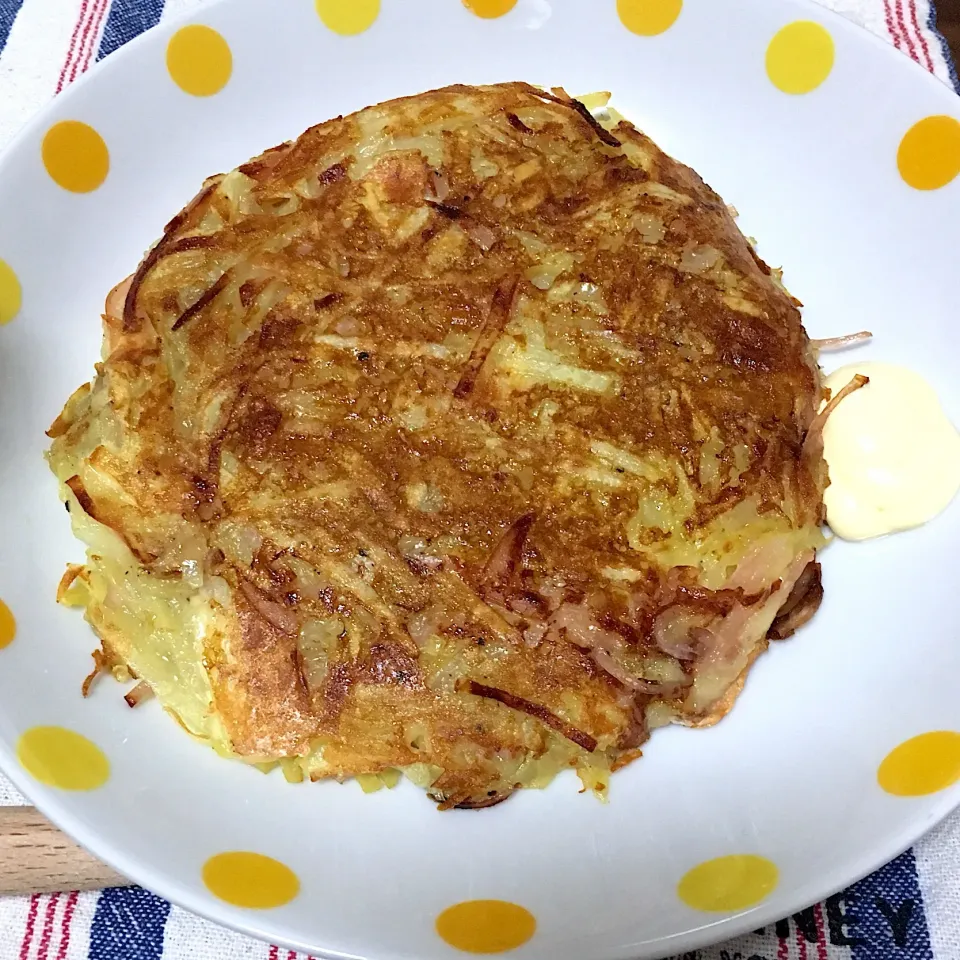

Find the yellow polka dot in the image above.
[
  {"left": 765, "top": 21, "right": 834, "bottom": 94},
  {"left": 878, "top": 731, "right": 960, "bottom": 796},
  {"left": 462, "top": 0, "right": 518, "bottom": 17},
  {"left": 166, "top": 25, "right": 232, "bottom": 97},
  {"left": 617, "top": 0, "right": 682, "bottom": 36},
  {"left": 0, "top": 261, "right": 21, "bottom": 326},
  {"left": 436, "top": 900, "right": 536, "bottom": 954},
  {"left": 897, "top": 116, "right": 960, "bottom": 191},
  {"left": 678, "top": 855, "right": 779, "bottom": 912},
  {"left": 315, "top": 0, "right": 379, "bottom": 35},
  {"left": 0, "top": 600, "right": 15, "bottom": 648},
  {"left": 202, "top": 852, "right": 299, "bottom": 909},
  {"left": 41, "top": 121, "right": 109, "bottom": 193},
  {"left": 17, "top": 727, "right": 109, "bottom": 791}
]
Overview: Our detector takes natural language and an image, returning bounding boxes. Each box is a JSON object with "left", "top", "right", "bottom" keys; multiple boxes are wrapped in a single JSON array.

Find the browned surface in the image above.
[{"left": 49, "top": 83, "right": 825, "bottom": 806}]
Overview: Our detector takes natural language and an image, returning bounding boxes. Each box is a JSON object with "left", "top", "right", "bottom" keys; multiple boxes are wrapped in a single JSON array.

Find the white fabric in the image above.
[{"left": 917, "top": 814, "right": 960, "bottom": 959}]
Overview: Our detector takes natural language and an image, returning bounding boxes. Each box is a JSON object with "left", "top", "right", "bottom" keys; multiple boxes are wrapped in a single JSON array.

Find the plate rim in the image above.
[{"left": 0, "top": 0, "right": 958, "bottom": 956}]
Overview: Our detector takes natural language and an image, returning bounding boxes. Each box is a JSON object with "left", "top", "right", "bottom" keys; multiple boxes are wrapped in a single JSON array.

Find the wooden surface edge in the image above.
[
  {"left": 938, "top": 0, "right": 960, "bottom": 64},
  {"left": 0, "top": 806, "right": 129, "bottom": 896}
]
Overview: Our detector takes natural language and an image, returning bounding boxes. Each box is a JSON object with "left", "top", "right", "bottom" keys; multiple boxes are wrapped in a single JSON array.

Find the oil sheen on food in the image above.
[{"left": 822, "top": 362, "right": 960, "bottom": 540}]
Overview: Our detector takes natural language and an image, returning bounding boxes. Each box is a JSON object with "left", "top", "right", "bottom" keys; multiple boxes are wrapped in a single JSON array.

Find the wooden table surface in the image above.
[{"left": 939, "top": 0, "right": 960, "bottom": 65}]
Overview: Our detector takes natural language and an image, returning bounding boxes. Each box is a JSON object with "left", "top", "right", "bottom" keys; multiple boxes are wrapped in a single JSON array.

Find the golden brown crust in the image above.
[
  {"left": 210, "top": 590, "right": 318, "bottom": 758},
  {"left": 49, "top": 83, "right": 826, "bottom": 804}
]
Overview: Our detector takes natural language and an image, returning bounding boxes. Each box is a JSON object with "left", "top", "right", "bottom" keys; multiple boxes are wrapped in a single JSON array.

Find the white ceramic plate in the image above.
[{"left": 1, "top": 0, "right": 959, "bottom": 957}]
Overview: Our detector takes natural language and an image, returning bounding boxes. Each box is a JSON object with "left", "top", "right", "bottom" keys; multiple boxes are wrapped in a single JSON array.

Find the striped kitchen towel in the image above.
[{"left": 0, "top": 0, "right": 958, "bottom": 958}]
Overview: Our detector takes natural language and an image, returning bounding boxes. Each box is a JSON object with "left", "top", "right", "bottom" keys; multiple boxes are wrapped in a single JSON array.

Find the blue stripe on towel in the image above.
[
  {"left": 0, "top": 0, "right": 26, "bottom": 59},
  {"left": 848, "top": 849, "right": 933, "bottom": 960},
  {"left": 88, "top": 887, "right": 171, "bottom": 960},
  {"left": 97, "top": 0, "right": 165, "bottom": 60}
]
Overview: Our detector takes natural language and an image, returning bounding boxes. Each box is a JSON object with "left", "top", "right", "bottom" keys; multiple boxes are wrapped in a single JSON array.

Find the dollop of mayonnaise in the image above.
[{"left": 821, "top": 362, "right": 960, "bottom": 541}]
